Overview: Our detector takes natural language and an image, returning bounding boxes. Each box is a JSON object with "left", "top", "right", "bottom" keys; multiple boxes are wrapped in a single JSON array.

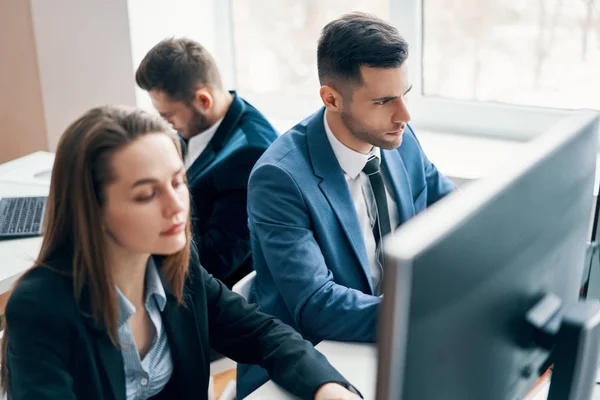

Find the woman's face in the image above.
[{"left": 102, "top": 133, "right": 189, "bottom": 256}]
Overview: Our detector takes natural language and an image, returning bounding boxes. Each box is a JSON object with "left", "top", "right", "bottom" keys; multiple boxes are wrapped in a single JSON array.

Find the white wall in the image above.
[{"left": 29, "top": 0, "right": 138, "bottom": 150}]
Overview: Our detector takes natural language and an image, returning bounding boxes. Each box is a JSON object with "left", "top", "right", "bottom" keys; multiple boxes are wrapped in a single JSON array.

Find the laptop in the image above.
[{"left": 0, "top": 196, "right": 47, "bottom": 240}]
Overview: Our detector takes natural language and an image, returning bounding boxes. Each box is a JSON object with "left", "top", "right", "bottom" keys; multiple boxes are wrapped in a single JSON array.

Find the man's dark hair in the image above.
[
  {"left": 317, "top": 12, "right": 409, "bottom": 89},
  {"left": 135, "top": 38, "right": 222, "bottom": 102}
]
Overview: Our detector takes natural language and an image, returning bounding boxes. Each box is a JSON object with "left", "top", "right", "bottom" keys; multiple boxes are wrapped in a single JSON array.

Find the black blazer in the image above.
[
  {"left": 3, "top": 248, "right": 354, "bottom": 400},
  {"left": 185, "top": 92, "right": 278, "bottom": 288}
]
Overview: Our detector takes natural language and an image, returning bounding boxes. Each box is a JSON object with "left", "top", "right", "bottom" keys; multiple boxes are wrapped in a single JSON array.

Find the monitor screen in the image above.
[{"left": 377, "top": 110, "right": 600, "bottom": 400}]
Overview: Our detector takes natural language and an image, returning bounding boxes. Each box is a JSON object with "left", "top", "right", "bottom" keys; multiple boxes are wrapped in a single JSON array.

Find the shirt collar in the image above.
[
  {"left": 323, "top": 112, "right": 380, "bottom": 179},
  {"left": 115, "top": 257, "right": 167, "bottom": 327},
  {"left": 144, "top": 257, "right": 167, "bottom": 312},
  {"left": 184, "top": 117, "right": 224, "bottom": 169}
]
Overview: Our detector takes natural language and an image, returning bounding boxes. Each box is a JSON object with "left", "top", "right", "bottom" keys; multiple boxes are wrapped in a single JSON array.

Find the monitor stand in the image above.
[{"left": 527, "top": 293, "right": 600, "bottom": 400}]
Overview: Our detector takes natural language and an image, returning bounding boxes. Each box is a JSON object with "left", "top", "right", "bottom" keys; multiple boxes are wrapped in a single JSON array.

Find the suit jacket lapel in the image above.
[
  {"left": 209, "top": 91, "right": 244, "bottom": 152},
  {"left": 94, "top": 334, "right": 126, "bottom": 400},
  {"left": 187, "top": 145, "right": 216, "bottom": 186},
  {"left": 159, "top": 269, "right": 208, "bottom": 397},
  {"left": 79, "top": 254, "right": 207, "bottom": 400},
  {"left": 381, "top": 150, "right": 415, "bottom": 224},
  {"left": 186, "top": 91, "right": 245, "bottom": 187},
  {"left": 306, "top": 108, "right": 373, "bottom": 293},
  {"left": 80, "top": 290, "right": 126, "bottom": 400}
]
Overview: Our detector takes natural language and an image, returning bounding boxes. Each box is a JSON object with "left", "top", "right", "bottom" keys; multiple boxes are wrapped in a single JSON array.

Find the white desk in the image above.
[
  {"left": 245, "top": 341, "right": 377, "bottom": 399},
  {"left": 246, "top": 342, "right": 600, "bottom": 400},
  {"left": 0, "top": 152, "right": 53, "bottom": 294},
  {"left": 0, "top": 181, "right": 49, "bottom": 293},
  {"left": 0, "top": 151, "right": 54, "bottom": 185}
]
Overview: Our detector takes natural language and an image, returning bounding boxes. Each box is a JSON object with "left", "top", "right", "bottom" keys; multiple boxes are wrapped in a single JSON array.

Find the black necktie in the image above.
[{"left": 362, "top": 155, "right": 392, "bottom": 246}]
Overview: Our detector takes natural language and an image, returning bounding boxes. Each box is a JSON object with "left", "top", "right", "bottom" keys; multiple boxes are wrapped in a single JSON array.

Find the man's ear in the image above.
[
  {"left": 319, "top": 84, "right": 344, "bottom": 112},
  {"left": 192, "top": 88, "right": 213, "bottom": 111}
]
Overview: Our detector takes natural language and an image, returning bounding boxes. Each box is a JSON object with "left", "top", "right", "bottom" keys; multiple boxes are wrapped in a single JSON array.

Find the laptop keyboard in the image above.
[{"left": 0, "top": 197, "right": 45, "bottom": 236}]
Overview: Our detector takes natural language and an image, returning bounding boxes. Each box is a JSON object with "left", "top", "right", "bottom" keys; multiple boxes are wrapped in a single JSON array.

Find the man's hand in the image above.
[{"left": 314, "top": 383, "right": 362, "bottom": 400}]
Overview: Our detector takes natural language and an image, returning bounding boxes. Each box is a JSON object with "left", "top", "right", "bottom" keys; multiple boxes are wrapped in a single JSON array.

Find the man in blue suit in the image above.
[
  {"left": 238, "top": 12, "right": 455, "bottom": 397},
  {"left": 136, "top": 38, "right": 278, "bottom": 289}
]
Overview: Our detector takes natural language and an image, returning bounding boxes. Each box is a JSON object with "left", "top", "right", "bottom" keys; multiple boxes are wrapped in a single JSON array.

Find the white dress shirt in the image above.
[
  {"left": 323, "top": 113, "right": 399, "bottom": 294},
  {"left": 116, "top": 258, "right": 172, "bottom": 400},
  {"left": 184, "top": 118, "right": 224, "bottom": 169}
]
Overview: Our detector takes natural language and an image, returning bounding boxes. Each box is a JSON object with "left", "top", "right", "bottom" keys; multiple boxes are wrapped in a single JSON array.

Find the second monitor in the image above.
[{"left": 377, "top": 110, "right": 600, "bottom": 400}]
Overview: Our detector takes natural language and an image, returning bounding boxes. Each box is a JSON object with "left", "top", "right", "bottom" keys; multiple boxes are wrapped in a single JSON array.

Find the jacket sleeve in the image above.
[
  {"left": 196, "top": 256, "right": 358, "bottom": 400},
  {"left": 247, "top": 163, "right": 381, "bottom": 342},
  {"left": 191, "top": 146, "right": 265, "bottom": 283},
  {"left": 3, "top": 279, "right": 76, "bottom": 400}
]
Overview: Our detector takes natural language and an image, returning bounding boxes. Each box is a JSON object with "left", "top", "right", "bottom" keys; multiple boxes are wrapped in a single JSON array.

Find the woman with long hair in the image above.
[{"left": 0, "top": 105, "right": 360, "bottom": 400}]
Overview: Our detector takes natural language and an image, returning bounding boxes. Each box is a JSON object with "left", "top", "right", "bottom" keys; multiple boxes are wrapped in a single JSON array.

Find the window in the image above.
[
  {"left": 129, "top": 0, "right": 600, "bottom": 140},
  {"left": 231, "top": 0, "right": 390, "bottom": 131},
  {"left": 423, "top": 0, "right": 600, "bottom": 111},
  {"left": 397, "top": 0, "right": 599, "bottom": 139},
  {"left": 127, "top": 0, "right": 234, "bottom": 112}
]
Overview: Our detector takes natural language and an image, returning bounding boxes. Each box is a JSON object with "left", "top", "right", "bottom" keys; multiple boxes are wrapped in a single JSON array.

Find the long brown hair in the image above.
[{"left": 0, "top": 105, "right": 191, "bottom": 393}]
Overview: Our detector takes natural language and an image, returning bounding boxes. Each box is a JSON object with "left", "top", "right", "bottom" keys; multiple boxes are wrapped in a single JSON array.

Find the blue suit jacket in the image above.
[
  {"left": 185, "top": 92, "right": 278, "bottom": 288},
  {"left": 237, "top": 108, "right": 455, "bottom": 397}
]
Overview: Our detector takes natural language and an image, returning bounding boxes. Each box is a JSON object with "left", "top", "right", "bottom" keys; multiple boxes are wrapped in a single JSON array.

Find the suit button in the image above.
[{"left": 140, "top": 377, "right": 148, "bottom": 386}]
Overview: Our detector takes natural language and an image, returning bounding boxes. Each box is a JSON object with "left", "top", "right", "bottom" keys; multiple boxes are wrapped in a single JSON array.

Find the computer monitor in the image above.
[
  {"left": 377, "top": 110, "right": 600, "bottom": 400},
  {"left": 579, "top": 195, "right": 600, "bottom": 298},
  {"left": 589, "top": 195, "right": 600, "bottom": 243}
]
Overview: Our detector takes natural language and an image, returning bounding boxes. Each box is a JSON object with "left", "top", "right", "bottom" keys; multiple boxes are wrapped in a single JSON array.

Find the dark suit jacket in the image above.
[
  {"left": 3, "top": 247, "right": 354, "bottom": 400},
  {"left": 185, "top": 92, "right": 278, "bottom": 288}
]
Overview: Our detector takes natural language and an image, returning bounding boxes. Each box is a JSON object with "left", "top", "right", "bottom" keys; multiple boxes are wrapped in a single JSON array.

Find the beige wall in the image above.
[
  {"left": 0, "top": 0, "right": 139, "bottom": 165},
  {"left": 0, "top": 0, "right": 48, "bottom": 164}
]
